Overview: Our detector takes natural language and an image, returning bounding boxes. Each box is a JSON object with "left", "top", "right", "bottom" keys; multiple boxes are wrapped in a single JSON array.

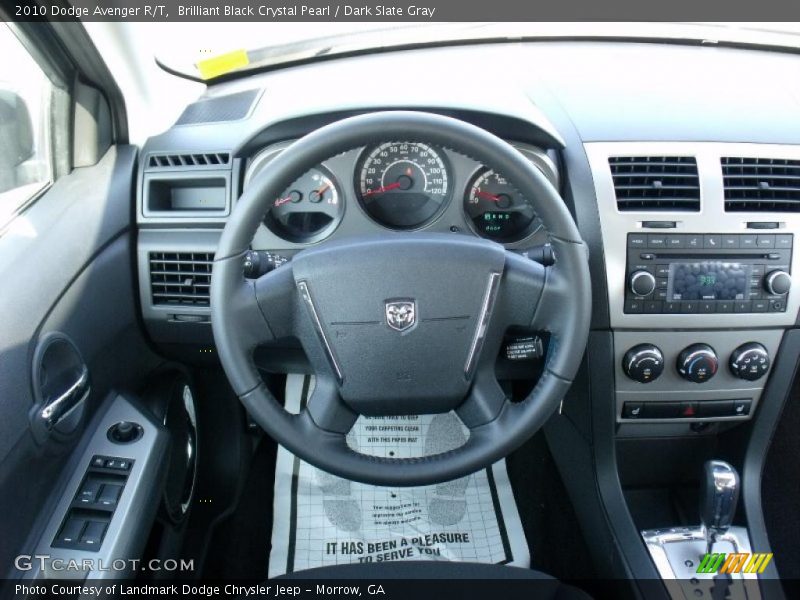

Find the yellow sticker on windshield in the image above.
[{"left": 197, "top": 49, "right": 250, "bottom": 80}]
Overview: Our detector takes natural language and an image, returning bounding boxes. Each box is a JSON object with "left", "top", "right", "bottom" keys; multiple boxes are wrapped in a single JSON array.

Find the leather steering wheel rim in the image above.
[{"left": 211, "top": 111, "right": 591, "bottom": 486}]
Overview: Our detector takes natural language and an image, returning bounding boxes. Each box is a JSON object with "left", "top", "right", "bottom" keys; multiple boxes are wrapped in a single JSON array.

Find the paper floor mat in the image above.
[{"left": 268, "top": 374, "right": 530, "bottom": 577}]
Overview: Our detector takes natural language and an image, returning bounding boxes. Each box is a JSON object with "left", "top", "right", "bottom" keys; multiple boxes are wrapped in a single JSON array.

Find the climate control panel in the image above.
[{"left": 614, "top": 330, "right": 783, "bottom": 423}]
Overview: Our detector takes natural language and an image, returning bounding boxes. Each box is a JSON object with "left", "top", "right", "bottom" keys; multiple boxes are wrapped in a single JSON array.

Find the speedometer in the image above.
[{"left": 356, "top": 142, "right": 450, "bottom": 230}]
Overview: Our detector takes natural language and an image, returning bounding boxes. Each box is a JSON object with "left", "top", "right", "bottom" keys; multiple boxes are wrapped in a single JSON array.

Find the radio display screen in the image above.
[{"left": 667, "top": 262, "right": 752, "bottom": 301}]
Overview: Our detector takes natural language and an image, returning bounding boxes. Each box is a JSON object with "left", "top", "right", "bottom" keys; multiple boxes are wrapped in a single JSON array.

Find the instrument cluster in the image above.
[{"left": 243, "top": 139, "right": 558, "bottom": 247}]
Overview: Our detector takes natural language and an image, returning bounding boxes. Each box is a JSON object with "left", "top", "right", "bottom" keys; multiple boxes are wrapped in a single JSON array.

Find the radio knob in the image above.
[
  {"left": 764, "top": 270, "right": 791, "bottom": 296},
  {"left": 623, "top": 344, "right": 664, "bottom": 383},
  {"left": 629, "top": 270, "right": 656, "bottom": 297},
  {"left": 730, "top": 342, "right": 770, "bottom": 381},
  {"left": 677, "top": 344, "right": 718, "bottom": 383}
]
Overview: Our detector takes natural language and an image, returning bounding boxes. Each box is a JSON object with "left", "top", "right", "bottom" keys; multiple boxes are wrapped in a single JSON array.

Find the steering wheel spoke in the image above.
[
  {"left": 253, "top": 263, "right": 297, "bottom": 340},
  {"left": 305, "top": 374, "right": 358, "bottom": 434},
  {"left": 457, "top": 369, "right": 508, "bottom": 428}
]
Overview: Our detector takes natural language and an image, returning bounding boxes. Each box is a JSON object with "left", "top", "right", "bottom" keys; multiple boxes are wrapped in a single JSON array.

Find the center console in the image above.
[
  {"left": 585, "top": 142, "right": 800, "bottom": 426},
  {"left": 583, "top": 142, "right": 800, "bottom": 596}
]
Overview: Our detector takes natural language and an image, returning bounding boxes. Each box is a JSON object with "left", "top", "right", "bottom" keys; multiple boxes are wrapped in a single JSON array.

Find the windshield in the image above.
[{"left": 146, "top": 22, "right": 800, "bottom": 81}]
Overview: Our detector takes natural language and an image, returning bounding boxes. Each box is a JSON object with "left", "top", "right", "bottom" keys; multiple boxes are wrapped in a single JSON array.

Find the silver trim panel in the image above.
[
  {"left": 464, "top": 272, "right": 502, "bottom": 378},
  {"left": 297, "top": 280, "right": 344, "bottom": 383}
]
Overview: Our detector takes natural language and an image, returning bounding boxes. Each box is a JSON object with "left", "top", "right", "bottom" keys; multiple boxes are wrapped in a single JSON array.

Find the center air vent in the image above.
[
  {"left": 147, "top": 152, "right": 230, "bottom": 170},
  {"left": 609, "top": 156, "right": 700, "bottom": 211},
  {"left": 149, "top": 252, "right": 213, "bottom": 307},
  {"left": 723, "top": 157, "right": 800, "bottom": 212}
]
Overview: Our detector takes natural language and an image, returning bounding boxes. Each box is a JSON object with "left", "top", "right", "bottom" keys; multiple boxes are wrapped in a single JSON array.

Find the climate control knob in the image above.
[
  {"left": 629, "top": 270, "right": 656, "bottom": 297},
  {"left": 677, "top": 344, "right": 718, "bottom": 383},
  {"left": 729, "top": 342, "right": 770, "bottom": 381},
  {"left": 764, "top": 270, "right": 791, "bottom": 296},
  {"left": 623, "top": 344, "right": 664, "bottom": 383}
]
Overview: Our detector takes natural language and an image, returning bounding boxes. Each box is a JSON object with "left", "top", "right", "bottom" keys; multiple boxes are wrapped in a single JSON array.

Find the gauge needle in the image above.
[
  {"left": 476, "top": 190, "right": 501, "bottom": 202},
  {"left": 274, "top": 196, "right": 293, "bottom": 207},
  {"left": 364, "top": 181, "right": 402, "bottom": 196},
  {"left": 315, "top": 183, "right": 330, "bottom": 196}
]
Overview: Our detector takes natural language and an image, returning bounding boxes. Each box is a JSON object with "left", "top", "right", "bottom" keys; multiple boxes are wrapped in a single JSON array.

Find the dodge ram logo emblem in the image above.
[{"left": 385, "top": 300, "right": 416, "bottom": 332}]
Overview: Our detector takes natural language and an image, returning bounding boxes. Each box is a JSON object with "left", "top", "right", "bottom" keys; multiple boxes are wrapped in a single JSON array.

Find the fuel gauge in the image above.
[{"left": 266, "top": 167, "right": 343, "bottom": 243}]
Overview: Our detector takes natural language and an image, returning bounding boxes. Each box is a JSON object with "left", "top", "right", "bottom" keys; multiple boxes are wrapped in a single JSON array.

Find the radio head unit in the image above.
[{"left": 625, "top": 233, "right": 793, "bottom": 314}]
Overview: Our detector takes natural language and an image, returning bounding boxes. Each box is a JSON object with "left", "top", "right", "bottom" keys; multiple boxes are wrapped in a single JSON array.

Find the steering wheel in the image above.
[{"left": 211, "top": 111, "right": 590, "bottom": 486}]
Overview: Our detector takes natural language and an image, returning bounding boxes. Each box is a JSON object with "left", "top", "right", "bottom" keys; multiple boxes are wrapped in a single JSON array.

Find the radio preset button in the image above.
[
  {"left": 664, "top": 301, "right": 681, "bottom": 313},
  {"left": 644, "top": 301, "right": 662, "bottom": 313},
  {"left": 735, "top": 301, "right": 752, "bottom": 313},
  {"left": 717, "top": 301, "right": 733, "bottom": 313},
  {"left": 699, "top": 301, "right": 716, "bottom": 313}
]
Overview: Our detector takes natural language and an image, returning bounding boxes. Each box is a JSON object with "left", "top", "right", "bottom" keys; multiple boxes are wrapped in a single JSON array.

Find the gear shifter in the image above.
[{"left": 699, "top": 460, "right": 740, "bottom": 553}]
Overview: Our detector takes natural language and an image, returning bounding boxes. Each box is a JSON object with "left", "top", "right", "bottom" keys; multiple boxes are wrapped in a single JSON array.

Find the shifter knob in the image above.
[{"left": 700, "top": 460, "right": 740, "bottom": 546}]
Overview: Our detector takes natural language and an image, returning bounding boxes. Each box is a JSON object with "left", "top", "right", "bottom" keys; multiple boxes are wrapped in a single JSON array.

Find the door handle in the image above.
[
  {"left": 39, "top": 365, "right": 90, "bottom": 429},
  {"left": 30, "top": 332, "right": 91, "bottom": 442}
]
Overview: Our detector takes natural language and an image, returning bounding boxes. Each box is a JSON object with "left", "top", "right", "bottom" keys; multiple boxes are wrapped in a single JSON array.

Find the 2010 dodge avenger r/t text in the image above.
[{"left": 1, "top": 3, "right": 800, "bottom": 599}]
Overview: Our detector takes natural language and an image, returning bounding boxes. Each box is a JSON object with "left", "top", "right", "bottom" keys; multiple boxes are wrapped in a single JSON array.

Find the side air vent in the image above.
[
  {"left": 149, "top": 252, "right": 213, "bottom": 307},
  {"left": 609, "top": 156, "right": 700, "bottom": 211},
  {"left": 723, "top": 157, "right": 800, "bottom": 212},
  {"left": 147, "top": 152, "right": 230, "bottom": 170}
]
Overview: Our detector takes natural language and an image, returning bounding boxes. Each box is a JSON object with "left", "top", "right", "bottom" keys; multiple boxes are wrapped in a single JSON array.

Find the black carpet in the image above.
[{"left": 762, "top": 377, "right": 800, "bottom": 579}]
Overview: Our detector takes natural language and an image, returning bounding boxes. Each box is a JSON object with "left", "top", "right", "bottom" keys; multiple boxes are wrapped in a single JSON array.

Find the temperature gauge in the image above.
[{"left": 266, "top": 167, "right": 343, "bottom": 243}]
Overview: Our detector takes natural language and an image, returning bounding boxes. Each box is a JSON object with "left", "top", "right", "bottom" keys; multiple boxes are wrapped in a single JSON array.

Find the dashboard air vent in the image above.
[
  {"left": 609, "top": 156, "right": 700, "bottom": 211},
  {"left": 149, "top": 252, "right": 213, "bottom": 307},
  {"left": 722, "top": 157, "right": 800, "bottom": 212},
  {"left": 147, "top": 152, "right": 230, "bottom": 170}
]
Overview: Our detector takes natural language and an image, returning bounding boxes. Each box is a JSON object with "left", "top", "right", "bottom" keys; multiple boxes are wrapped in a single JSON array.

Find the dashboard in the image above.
[
  {"left": 134, "top": 39, "right": 800, "bottom": 435},
  {"left": 244, "top": 140, "right": 558, "bottom": 249}
]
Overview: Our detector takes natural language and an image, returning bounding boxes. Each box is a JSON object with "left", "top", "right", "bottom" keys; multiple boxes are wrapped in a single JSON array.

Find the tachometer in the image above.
[
  {"left": 464, "top": 168, "right": 542, "bottom": 242},
  {"left": 265, "top": 167, "right": 343, "bottom": 243},
  {"left": 356, "top": 142, "right": 450, "bottom": 230}
]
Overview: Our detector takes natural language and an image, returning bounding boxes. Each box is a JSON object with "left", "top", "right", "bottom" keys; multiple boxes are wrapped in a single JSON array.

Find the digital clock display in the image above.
[{"left": 667, "top": 262, "right": 752, "bottom": 301}]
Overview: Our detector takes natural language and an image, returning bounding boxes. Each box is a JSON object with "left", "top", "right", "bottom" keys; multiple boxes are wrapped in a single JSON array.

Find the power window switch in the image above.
[
  {"left": 77, "top": 479, "right": 102, "bottom": 504},
  {"left": 98, "top": 484, "right": 122, "bottom": 508},
  {"left": 81, "top": 521, "right": 107, "bottom": 547},
  {"left": 58, "top": 518, "right": 86, "bottom": 544}
]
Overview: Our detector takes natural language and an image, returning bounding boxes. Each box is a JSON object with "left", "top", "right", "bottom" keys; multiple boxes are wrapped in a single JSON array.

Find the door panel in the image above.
[{"left": 0, "top": 146, "right": 162, "bottom": 572}]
